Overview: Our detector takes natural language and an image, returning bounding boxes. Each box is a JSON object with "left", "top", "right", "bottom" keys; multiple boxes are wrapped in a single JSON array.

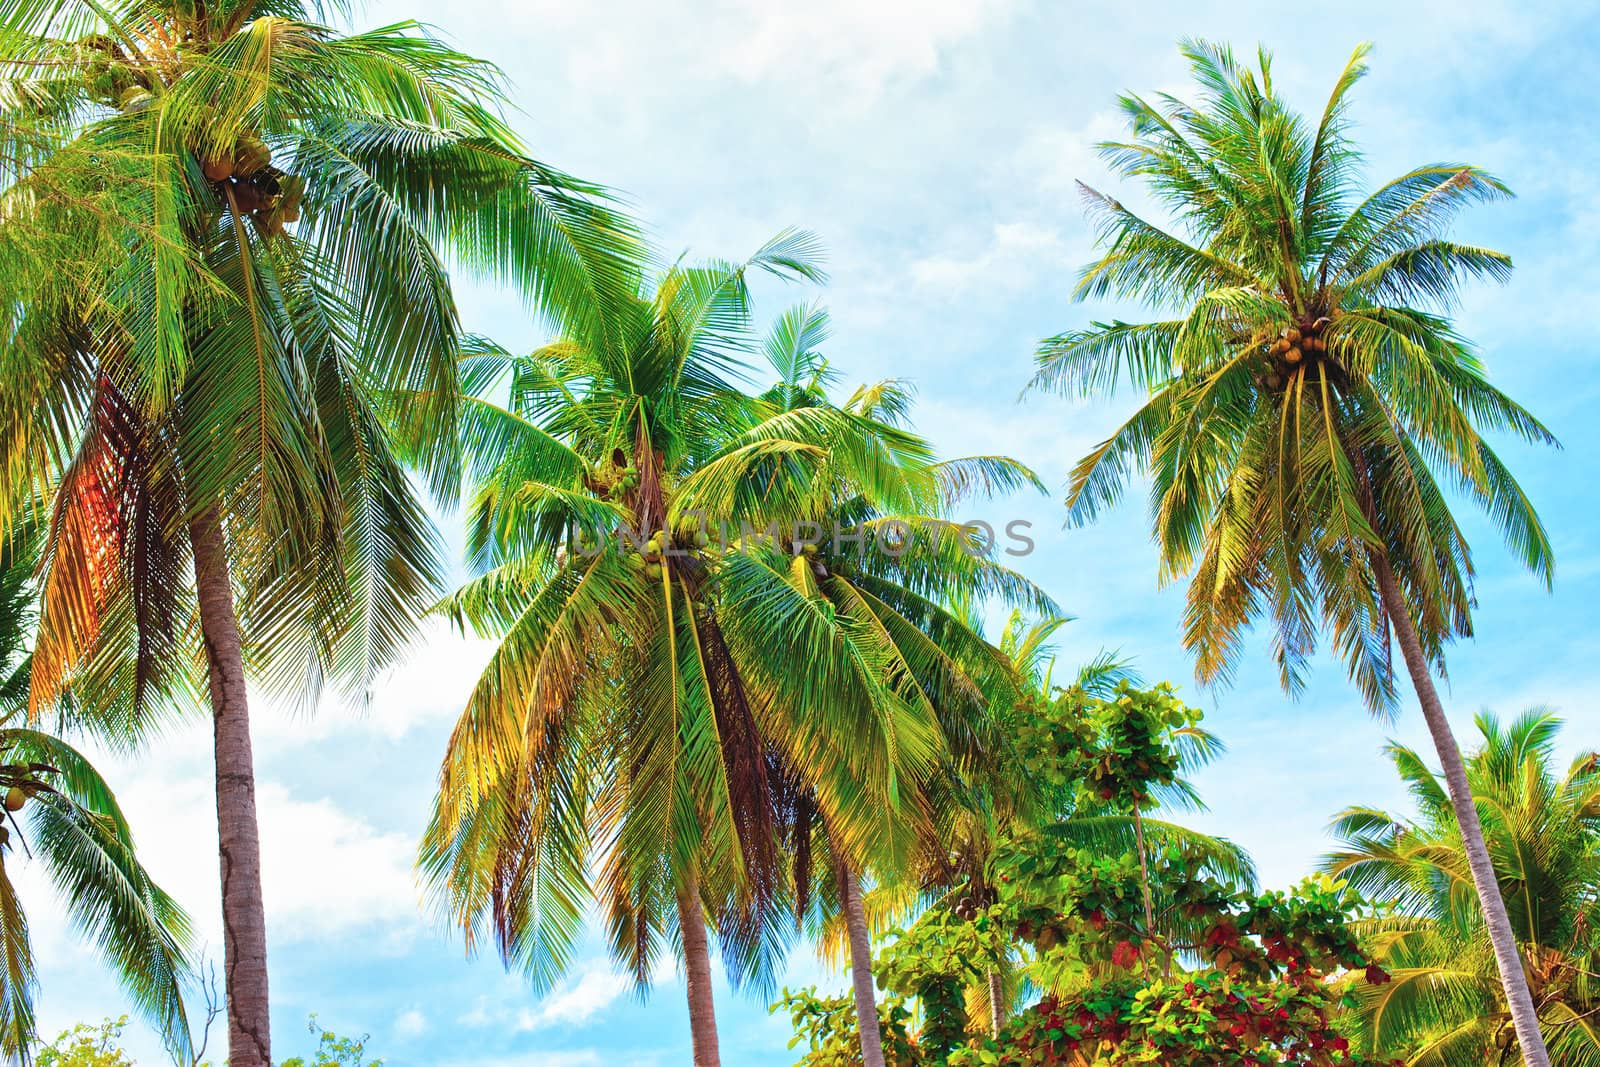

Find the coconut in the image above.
[
  {"left": 1271, "top": 338, "right": 1289, "bottom": 356},
  {"left": 1286, "top": 327, "right": 1302, "bottom": 345},
  {"left": 202, "top": 156, "right": 233, "bottom": 182},
  {"left": 4, "top": 787, "right": 24, "bottom": 812},
  {"left": 1284, "top": 346, "right": 1303, "bottom": 364},
  {"left": 233, "top": 136, "right": 271, "bottom": 176},
  {"left": 118, "top": 85, "right": 153, "bottom": 112},
  {"left": 645, "top": 562, "right": 663, "bottom": 580},
  {"left": 229, "top": 180, "right": 264, "bottom": 213}
]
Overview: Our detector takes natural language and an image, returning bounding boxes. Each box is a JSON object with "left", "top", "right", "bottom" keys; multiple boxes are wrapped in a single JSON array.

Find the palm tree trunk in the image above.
[
  {"left": 675, "top": 873, "right": 721, "bottom": 1067},
  {"left": 986, "top": 967, "right": 1006, "bottom": 1037},
  {"left": 1372, "top": 552, "right": 1551, "bottom": 1067},
  {"left": 1130, "top": 805, "right": 1169, "bottom": 979},
  {"left": 835, "top": 859, "right": 886, "bottom": 1067},
  {"left": 189, "top": 506, "right": 272, "bottom": 1067}
]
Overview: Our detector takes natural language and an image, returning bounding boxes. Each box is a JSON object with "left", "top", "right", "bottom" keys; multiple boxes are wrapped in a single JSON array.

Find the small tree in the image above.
[
  {"left": 35, "top": 1019, "right": 133, "bottom": 1067},
  {"left": 276, "top": 1025, "right": 378, "bottom": 1067}
]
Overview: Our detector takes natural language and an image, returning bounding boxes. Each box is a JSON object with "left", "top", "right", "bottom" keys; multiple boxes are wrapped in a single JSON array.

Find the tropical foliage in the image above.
[
  {"left": 778, "top": 674, "right": 1398, "bottom": 1066},
  {"left": 1327, "top": 711, "right": 1600, "bottom": 1066},
  {"left": 0, "top": 6, "right": 1569, "bottom": 1067},
  {"left": 1028, "top": 36, "right": 1557, "bottom": 1066},
  {"left": 0, "top": 0, "right": 636, "bottom": 1062}
]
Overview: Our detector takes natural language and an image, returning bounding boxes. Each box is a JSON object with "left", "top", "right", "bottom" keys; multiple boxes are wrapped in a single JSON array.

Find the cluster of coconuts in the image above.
[
  {"left": 952, "top": 888, "right": 994, "bottom": 921},
  {"left": 200, "top": 136, "right": 304, "bottom": 237},
  {"left": 583, "top": 449, "right": 641, "bottom": 500},
  {"left": 1260, "top": 317, "right": 1333, "bottom": 391},
  {"left": 81, "top": 35, "right": 155, "bottom": 113},
  {"left": 629, "top": 527, "right": 713, "bottom": 581}
]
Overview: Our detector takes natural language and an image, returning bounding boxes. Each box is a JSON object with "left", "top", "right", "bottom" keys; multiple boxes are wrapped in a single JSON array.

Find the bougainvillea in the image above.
[
  {"left": 953, "top": 838, "right": 1398, "bottom": 1066},
  {"left": 774, "top": 682, "right": 1399, "bottom": 1066}
]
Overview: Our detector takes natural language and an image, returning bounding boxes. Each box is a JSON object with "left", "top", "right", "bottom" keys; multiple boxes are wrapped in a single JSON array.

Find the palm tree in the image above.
[
  {"left": 0, "top": 518, "right": 192, "bottom": 1064},
  {"left": 0, "top": 4, "right": 636, "bottom": 1063},
  {"left": 1030, "top": 39, "right": 1557, "bottom": 1065},
  {"left": 1326, "top": 710, "right": 1600, "bottom": 1065},
  {"left": 420, "top": 238, "right": 922, "bottom": 1066},
  {"left": 748, "top": 326, "right": 1054, "bottom": 1067}
]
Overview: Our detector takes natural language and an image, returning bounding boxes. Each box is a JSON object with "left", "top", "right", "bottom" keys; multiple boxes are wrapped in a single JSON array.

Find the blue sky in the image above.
[{"left": 20, "top": 1, "right": 1600, "bottom": 1063}]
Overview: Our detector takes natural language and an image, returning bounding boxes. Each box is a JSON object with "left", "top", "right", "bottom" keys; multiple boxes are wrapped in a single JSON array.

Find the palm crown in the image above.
[
  {"left": 1032, "top": 39, "right": 1556, "bottom": 710},
  {"left": 0, "top": 0, "right": 638, "bottom": 718},
  {"left": 421, "top": 236, "right": 1055, "bottom": 1005}
]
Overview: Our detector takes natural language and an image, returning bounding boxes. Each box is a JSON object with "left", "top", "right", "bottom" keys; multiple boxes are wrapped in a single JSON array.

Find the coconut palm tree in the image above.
[
  {"left": 1325, "top": 710, "right": 1600, "bottom": 1065},
  {"left": 420, "top": 252, "right": 1057, "bottom": 1066},
  {"left": 421, "top": 238, "right": 904, "bottom": 1066},
  {"left": 0, "top": 4, "right": 636, "bottom": 1063},
  {"left": 0, "top": 517, "right": 192, "bottom": 1064},
  {"left": 1030, "top": 39, "right": 1557, "bottom": 1065},
  {"left": 746, "top": 323, "right": 1055, "bottom": 1067}
]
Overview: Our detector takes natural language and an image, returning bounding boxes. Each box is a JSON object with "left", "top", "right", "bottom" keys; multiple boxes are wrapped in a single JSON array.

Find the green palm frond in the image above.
[{"left": 1326, "top": 713, "right": 1600, "bottom": 1063}]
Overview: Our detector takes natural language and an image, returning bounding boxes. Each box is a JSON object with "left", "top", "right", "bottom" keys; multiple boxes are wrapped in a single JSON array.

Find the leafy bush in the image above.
[{"left": 35, "top": 1018, "right": 135, "bottom": 1067}]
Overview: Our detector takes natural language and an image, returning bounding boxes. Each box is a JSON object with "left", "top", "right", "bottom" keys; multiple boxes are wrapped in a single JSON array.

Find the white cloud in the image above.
[
  {"left": 515, "top": 963, "right": 629, "bottom": 1031},
  {"left": 417, "top": 0, "right": 1019, "bottom": 105},
  {"left": 709, "top": 0, "right": 1014, "bottom": 96},
  {"left": 113, "top": 771, "right": 422, "bottom": 948},
  {"left": 909, "top": 222, "right": 1068, "bottom": 292},
  {"left": 395, "top": 1008, "right": 428, "bottom": 1038}
]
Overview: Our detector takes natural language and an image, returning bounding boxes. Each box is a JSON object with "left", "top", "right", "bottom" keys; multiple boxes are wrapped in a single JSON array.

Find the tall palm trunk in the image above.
[
  {"left": 1372, "top": 553, "right": 1551, "bottom": 1067},
  {"left": 986, "top": 968, "right": 1006, "bottom": 1037},
  {"left": 835, "top": 859, "right": 886, "bottom": 1067},
  {"left": 675, "top": 873, "right": 721, "bottom": 1067},
  {"left": 1129, "top": 804, "right": 1168, "bottom": 979},
  {"left": 189, "top": 506, "right": 272, "bottom": 1067}
]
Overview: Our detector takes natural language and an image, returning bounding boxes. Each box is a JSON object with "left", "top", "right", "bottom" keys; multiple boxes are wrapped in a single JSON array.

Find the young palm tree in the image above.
[
  {"left": 0, "top": 519, "right": 192, "bottom": 1064},
  {"left": 0, "top": 4, "right": 636, "bottom": 1064},
  {"left": 748, "top": 327, "right": 1054, "bottom": 1067},
  {"left": 1326, "top": 711, "right": 1600, "bottom": 1065},
  {"left": 1031, "top": 40, "right": 1557, "bottom": 1065}
]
